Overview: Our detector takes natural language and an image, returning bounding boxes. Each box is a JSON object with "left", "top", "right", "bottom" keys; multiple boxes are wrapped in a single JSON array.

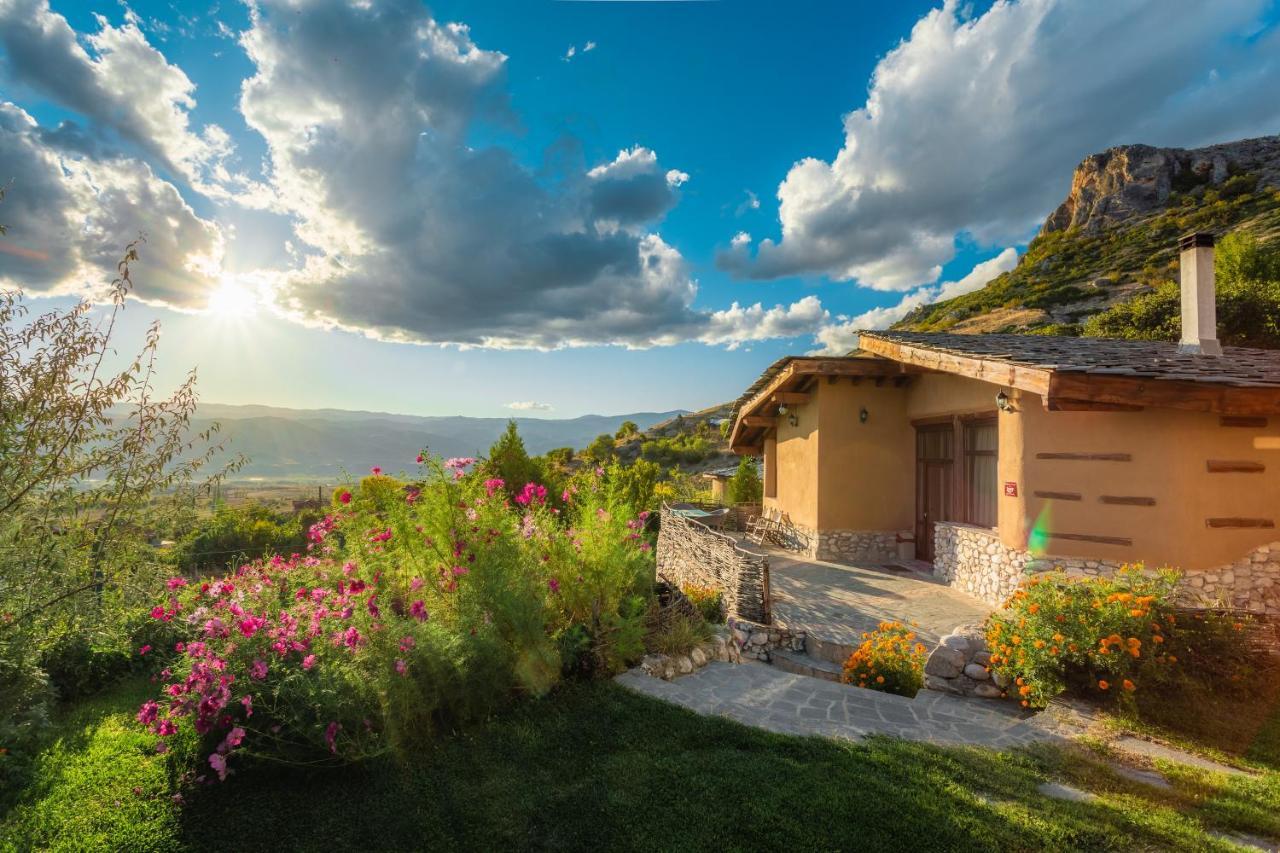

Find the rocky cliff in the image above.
[
  {"left": 1042, "top": 136, "right": 1280, "bottom": 234},
  {"left": 896, "top": 134, "right": 1280, "bottom": 336}
]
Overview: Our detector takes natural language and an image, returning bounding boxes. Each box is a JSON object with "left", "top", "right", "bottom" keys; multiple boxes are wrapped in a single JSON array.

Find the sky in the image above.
[{"left": 0, "top": 0, "right": 1278, "bottom": 418}]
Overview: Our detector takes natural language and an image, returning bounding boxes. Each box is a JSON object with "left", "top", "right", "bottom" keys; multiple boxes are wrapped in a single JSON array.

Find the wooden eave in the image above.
[
  {"left": 858, "top": 335, "right": 1280, "bottom": 417},
  {"left": 728, "top": 356, "right": 917, "bottom": 453}
]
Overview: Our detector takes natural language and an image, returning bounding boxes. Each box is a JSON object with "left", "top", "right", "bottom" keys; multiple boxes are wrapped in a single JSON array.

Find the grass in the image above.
[{"left": 4, "top": 676, "right": 1280, "bottom": 851}]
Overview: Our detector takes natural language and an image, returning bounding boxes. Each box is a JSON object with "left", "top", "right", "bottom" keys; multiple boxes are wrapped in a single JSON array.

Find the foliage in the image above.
[
  {"left": 614, "top": 421, "right": 639, "bottom": 440},
  {"left": 603, "top": 459, "right": 662, "bottom": 515},
  {"left": 135, "top": 457, "right": 655, "bottom": 780},
  {"left": 726, "top": 456, "right": 762, "bottom": 504},
  {"left": 0, "top": 229, "right": 237, "bottom": 787},
  {"left": 170, "top": 503, "right": 312, "bottom": 573},
  {"left": 985, "top": 567, "right": 1258, "bottom": 709},
  {"left": 1083, "top": 231, "right": 1280, "bottom": 347},
  {"left": 582, "top": 433, "right": 616, "bottom": 465},
  {"left": 483, "top": 421, "right": 543, "bottom": 501},
  {"left": 543, "top": 446, "right": 574, "bottom": 470},
  {"left": 639, "top": 432, "right": 712, "bottom": 466},
  {"left": 681, "top": 584, "right": 725, "bottom": 624},
  {"left": 643, "top": 611, "right": 712, "bottom": 656},
  {"left": 840, "top": 621, "right": 927, "bottom": 697}
]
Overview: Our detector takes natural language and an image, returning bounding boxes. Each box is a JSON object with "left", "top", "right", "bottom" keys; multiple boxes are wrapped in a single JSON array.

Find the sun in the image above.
[{"left": 206, "top": 278, "right": 260, "bottom": 319}]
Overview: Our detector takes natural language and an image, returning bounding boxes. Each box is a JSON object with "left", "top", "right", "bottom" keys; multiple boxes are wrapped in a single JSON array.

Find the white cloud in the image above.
[
  {"left": 735, "top": 189, "right": 760, "bottom": 216},
  {"left": 506, "top": 401, "right": 554, "bottom": 412},
  {"left": 583, "top": 41, "right": 596, "bottom": 52},
  {"left": 730, "top": 231, "right": 751, "bottom": 248},
  {"left": 0, "top": 0, "right": 258, "bottom": 200},
  {"left": 810, "top": 248, "right": 1018, "bottom": 354},
  {"left": 563, "top": 45, "right": 576, "bottom": 61},
  {"left": 699, "top": 295, "right": 829, "bottom": 350},
  {"left": 0, "top": 102, "right": 225, "bottom": 309},
  {"left": 721, "top": 0, "right": 1280, "bottom": 291},
  {"left": 665, "top": 168, "right": 689, "bottom": 187}
]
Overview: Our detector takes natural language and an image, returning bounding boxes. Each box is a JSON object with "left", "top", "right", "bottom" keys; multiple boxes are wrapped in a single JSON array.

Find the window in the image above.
[{"left": 962, "top": 419, "right": 998, "bottom": 528}]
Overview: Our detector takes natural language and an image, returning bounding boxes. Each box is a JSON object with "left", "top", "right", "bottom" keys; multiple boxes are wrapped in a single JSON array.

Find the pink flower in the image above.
[
  {"left": 139, "top": 644, "right": 152, "bottom": 656},
  {"left": 325, "top": 721, "right": 341, "bottom": 754},
  {"left": 371, "top": 466, "right": 382, "bottom": 476},
  {"left": 250, "top": 658, "right": 269, "bottom": 680},
  {"left": 302, "top": 654, "right": 317, "bottom": 670},
  {"left": 515, "top": 482, "right": 548, "bottom": 506},
  {"left": 451, "top": 565, "right": 469, "bottom": 577},
  {"left": 156, "top": 719, "right": 177, "bottom": 737},
  {"left": 166, "top": 577, "right": 188, "bottom": 590},
  {"left": 155, "top": 741, "right": 169, "bottom": 754},
  {"left": 137, "top": 700, "right": 159, "bottom": 725},
  {"left": 409, "top": 600, "right": 428, "bottom": 622},
  {"left": 222, "top": 726, "right": 246, "bottom": 751},
  {"left": 241, "top": 695, "right": 254, "bottom": 717},
  {"left": 548, "top": 578, "right": 560, "bottom": 594},
  {"left": 399, "top": 636, "right": 415, "bottom": 652},
  {"left": 340, "top": 626, "right": 362, "bottom": 648},
  {"left": 410, "top": 577, "right": 424, "bottom": 591},
  {"left": 238, "top": 616, "right": 265, "bottom": 638},
  {"left": 150, "top": 605, "right": 168, "bottom": 621},
  {"left": 338, "top": 490, "right": 352, "bottom": 505},
  {"left": 416, "top": 453, "right": 425, "bottom": 464},
  {"left": 483, "top": 477, "right": 506, "bottom": 496},
  {"left": 394, "top": 659, "right": 408, "bottom": 676},
  {"left": 208, "top": 752, "right": 228, "bottom": 781}
]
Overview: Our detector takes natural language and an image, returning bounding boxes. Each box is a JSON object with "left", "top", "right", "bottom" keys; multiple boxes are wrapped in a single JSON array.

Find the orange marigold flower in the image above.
[
  {"left": 1033, "top": 640, "right": 1046, "bottom": 649},
  {"left": 1098, "top": 679, "right": 1110, "bottom": 690},
  {"left": 1011, "top": 636, "right": 1022, "bottom": 645},
  {"left": 1028, "top": 603, "right": 1040, "bottom": 614},
  {"left": 1122, "top": 679, "right": 1135, "bottom": 691},
  {"left": 1152, "top": 635, "right": 1164, "bottom": 644},
  {"left": 876, "top": 676, "right": 885, "bottom": 684}
]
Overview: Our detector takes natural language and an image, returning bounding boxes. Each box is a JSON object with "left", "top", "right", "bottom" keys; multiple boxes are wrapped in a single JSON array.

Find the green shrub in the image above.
[
  {"left": 645, "top": 612, "right": 713, "bottom": 657},
  {"left": 682, "top": 584, "right": 725, "bottom": 624},
  {"left": 985, "top": 567, "right": 1258, "bottom": 709},
  {"left": 841, "top": 621, "right": 927, "bottom": 697},
  {"left": 38, "top": 634, "right": 133, "bottom": 704},
  {"left": 727, "top": 457, "right": 762, "bottom": 504},
  {"left": 172, "top": 503, "right": 310, "bottom": 572}
]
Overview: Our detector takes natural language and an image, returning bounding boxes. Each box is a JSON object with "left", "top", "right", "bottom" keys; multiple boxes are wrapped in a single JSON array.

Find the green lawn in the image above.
[{"left": 3, "top": 677, "right": 1280, "bottom": 852}]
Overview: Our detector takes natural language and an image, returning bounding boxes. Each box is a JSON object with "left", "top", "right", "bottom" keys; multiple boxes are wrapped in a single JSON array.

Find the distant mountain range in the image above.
[{"left": 188, "top": 403, "right": 686, "bottom": 480}]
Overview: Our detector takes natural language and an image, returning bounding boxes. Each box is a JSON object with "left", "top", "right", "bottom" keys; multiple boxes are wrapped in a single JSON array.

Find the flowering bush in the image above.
[
  {"left": 985, "top": 566, "right": 1256, "bottom": 709},
  {"left": 681, "top": 584, "right": 725, "bottom": 624},
  {"left": 841, "top": 621, "right": 927, "bottom": 697},
  {"left": 138, "top": 457, "right": 655, "bottom": 780}
]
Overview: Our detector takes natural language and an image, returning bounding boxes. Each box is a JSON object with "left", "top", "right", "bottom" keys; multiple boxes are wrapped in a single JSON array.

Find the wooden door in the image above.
[{"left": 915, "top": 424, "right": 954, "bottom": 562}]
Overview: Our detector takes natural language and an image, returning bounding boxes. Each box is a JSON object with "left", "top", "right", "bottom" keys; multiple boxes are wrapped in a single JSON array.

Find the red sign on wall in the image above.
[{"left": 1003, "top": 481, "right": 1018, "bottom": 497}]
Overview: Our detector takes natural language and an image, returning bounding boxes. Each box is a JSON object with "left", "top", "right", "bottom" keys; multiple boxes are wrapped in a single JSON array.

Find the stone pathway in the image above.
[
  {"left": 615, "top": 661, "right": 1064, "bottom": 748},
  {"left": 762, "top": 547, "right": 991, "bottom": 649},
  {"left": 1112, "top": 736, "right": 1258, "bottom": 778}
]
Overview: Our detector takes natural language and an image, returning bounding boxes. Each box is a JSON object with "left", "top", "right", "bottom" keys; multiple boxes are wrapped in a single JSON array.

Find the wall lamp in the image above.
[
  {"left": 778, "top": 404, "right": 789, "bottom": 415},
  {"left": 859, "top": 407, "right": 869, "bottom": 424},
  {"left": 996, "top": 391, "right": 1013, "bottom": 412},
  {"left": 787, "top": 412, "right": 799, "bottom": 427}
]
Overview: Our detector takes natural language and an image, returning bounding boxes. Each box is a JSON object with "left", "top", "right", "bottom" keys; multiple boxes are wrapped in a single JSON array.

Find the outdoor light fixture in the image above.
[
  {"left": 996, "top": 391, "right": 1012, "bottom": 412},
  {"left": 778, "top": 404, "right": 789, "bottom": 415},
  {"left": 859, "top": 407, "right": 869, "bottom": 424},
  {"left": 787, "top": 413, "right": 799, "bottom": 427}
]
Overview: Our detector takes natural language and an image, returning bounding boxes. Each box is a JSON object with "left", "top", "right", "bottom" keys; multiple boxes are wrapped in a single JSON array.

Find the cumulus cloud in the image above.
[
  {"left": 699, "top": 295, "right": 829, "bottom": 350},
  {"left": 237, "top": 0, "right": 814, "bottom": 349},
  {"left": 0, "top": 102, "right": 225, "bottom": 309},
  {"left": 0, "top": 0, "right": 257, "bottom": 199},
  {"left": 721, "top": 0, "right": 1280, "bottom": 291},
  {"left": 507, "top": 401, "right": 554, "bottom": 412},
  {"left": 810, "top": 248, "right": 1018, "bottom": 354}
]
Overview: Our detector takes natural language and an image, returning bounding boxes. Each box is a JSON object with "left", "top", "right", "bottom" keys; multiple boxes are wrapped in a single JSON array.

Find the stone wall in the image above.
[
  {"left": 934, "top": 522, "right": 1280, "bottom": 615},
  {"left": 658, "top": 505, "right": 771, "bottom": 623},
  {"left": 789, "top": 523, "right": 901, "bottom": 564},
  {"left": 922, "top": 624, "right": 1005, "bottom": 699},
  {"left": 640, "top": 628, "right": 742, "bottom": 680},
  {"left": 727, "top": 617, "right": 806, "bottom": 662}
]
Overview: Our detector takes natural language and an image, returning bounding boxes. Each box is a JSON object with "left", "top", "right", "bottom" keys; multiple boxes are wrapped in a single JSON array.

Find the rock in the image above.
[
  {"left": 641, "top": 654, "right": 667, "bottom": 677},
  {"left": 675, "top": 655, "right": 693, "bottom": 675},
  {"left": 992, "top": 671, "right": 1011, "bottom": 688},
  {"left": 924, "top": 646, "right": 966, "bottom": 678},
  {"left": 972, "top": 651, "right": 992, "bottom": 667},
  {"left": 690, "top": 647, "right": 707, "bottom": 668},
  {"left": 748, "top": 632, "right": 768, "bottom": 646},
  {"left": 941, "top": 634, "right": 971, "bottom": 652},
  {"left": 923, "top": 674, "right": 960, "bottom": 694},
  {"left": 973, "top": 683, "right": 1004, "bottom": 699},
  {"left": 964, "top": 663, "right": 990, "bottom": 681}
]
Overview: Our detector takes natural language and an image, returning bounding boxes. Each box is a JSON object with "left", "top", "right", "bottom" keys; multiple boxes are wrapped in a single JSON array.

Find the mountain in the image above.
[
  {"left": 896, "top": 135, "right": 1280, "bottom": 336},
  {"left": 189, "top": 404, "right": 686, "bottom": 480}
]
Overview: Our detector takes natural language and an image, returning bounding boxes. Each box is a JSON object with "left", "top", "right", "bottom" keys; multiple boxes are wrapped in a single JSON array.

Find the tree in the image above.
[
  {"left": 727, "top": 457, "right": 762, "bottom": 504},
  {"left": 583, "top": 433, "right": 615, "bottom": 465},
  {"left": 605, "top": 459, "right": 661, "bottom": 515},
  {"left": 544, "top": 447, "right": 574, "bottom": 469},
  {"left": 615, "top": 420, "right": 639, "bottom": 441},
  {"left": 484, "top": 420, "right": 541, "bottom": 492}
]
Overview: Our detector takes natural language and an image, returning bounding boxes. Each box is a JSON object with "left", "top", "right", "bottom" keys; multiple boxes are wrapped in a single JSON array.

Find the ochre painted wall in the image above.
[
  {"left": 905, "top": 374, "right": 1001, "bottom": 420},
  {"left": 1000, "top": 390, "right": 1280, "bottom": 571},
  {"left": 815, "top": 381, "right": 914, "bottom": 531},
  {"left": 765, "top": 402, "right": 819, "bottom": 530}
]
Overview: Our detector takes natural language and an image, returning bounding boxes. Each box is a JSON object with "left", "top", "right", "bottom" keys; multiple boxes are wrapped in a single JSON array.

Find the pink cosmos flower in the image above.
[
  {"left": 371, "top": 466, "right": 382, "bottom": 476},
  {"left": 409, "top": 600, "right": 428, "bottom": 621},
  {"left": 139, "top": 644, "right": 152, "bottom": 656},
  {"left": 410, "top": 577, "right": 424, "bottom": 591},
  {"left": 241, "top": 695, "right": 254, "bottom": 717},
  {"left": 209, "top": 752, "right": 228, "bottom": 782},
  {"left": 394, "top": 659, "right": 408, "bottom": 676},
  {"left": 548, "top": 578, "right": 560, "bottom": 594},
  {"left": 249, "top": 658, "right": 269, "bottom": 680},
  {"left": 325, "top": 721, "right": 341, "bottom": 754},
  {"left": 338, "top": 490, "right": 352, "bottom": 505},
  {"left": 515, "top": 482, "right": 548, "bottom": 506},
  {"left": 302, "top": 654, "right": 317, "bottom": 670},
  {"left": 166, "top": 577, "right": 188, "bottom": 590},
  {"left": 483, "top": 477, "right": 506, "bottom": 497},
  {"left": 223, "top": 726, "right": 246, "bottom": 751},
  {"left": 137, "top": 700, "right": 160, "bottom": 725},
  {"left": 416, "top": 453, "right": 425, "bottom": 464},
  {"left": 157, "top": 719, "right": 177, "bottom": 737},
  {"left": 155, "top": 741, "right": 169, "bottom": 755}
]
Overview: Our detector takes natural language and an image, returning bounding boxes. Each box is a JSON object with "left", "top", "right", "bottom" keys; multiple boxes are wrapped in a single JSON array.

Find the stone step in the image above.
[
  {"left": 769, "top": 648, "right": 845, "bottom": 683},
  {"left": 805, "top": 635, "right": 857, "bottom": 666}
]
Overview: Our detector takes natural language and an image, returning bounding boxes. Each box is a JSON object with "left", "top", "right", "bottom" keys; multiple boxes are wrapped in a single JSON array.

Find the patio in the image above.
[{"left": 740, "top": 538, "right": 993, "bottom": 651}]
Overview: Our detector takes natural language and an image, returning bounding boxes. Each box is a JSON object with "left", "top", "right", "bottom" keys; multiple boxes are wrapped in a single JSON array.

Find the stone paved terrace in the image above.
[
  {"left": 616, "top": 662, "right": 1066, "bottom": 748},
  {"left": 758, "top": 544, "right": 993, "bottom": 649}
]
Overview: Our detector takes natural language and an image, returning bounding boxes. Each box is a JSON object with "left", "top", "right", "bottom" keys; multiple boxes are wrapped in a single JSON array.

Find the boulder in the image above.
[
  {"left": 963, "top": 663, "right": 990, "bottom": 681},
  {"left": 924, "top": 646, "right": 966, "bottom": 678}
]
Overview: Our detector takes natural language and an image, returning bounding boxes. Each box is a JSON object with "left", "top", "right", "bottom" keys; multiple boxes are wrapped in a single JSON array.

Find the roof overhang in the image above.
[
  {"left": 728, "top": 356, "right": 921, "bottom": 453},
  {"left": 857, "top": 333, "right": 1280, "bottom": 417}
]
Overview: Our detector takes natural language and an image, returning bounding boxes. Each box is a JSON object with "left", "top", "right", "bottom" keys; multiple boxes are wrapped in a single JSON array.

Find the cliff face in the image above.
[{"left": 1042, "top": 136, "right": 1280, "bottom": 234}]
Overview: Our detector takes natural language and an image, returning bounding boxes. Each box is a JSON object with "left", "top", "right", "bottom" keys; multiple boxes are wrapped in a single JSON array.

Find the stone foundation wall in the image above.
[
  {"left": 658, "top": 506, "right": 771, "bottom": 622},
  {"left": 727, "top": 617, "right": 806, "bottom": 662},
  {"left": 813, "top": 530, "right": 901, "bottom": 564},
  {"left": 640, "top": 628, "right": 742, "bottom": 680},
  {"left": 934, "top": 522, "right": 1280, "bottom": 615},
  {"left": 922, "top": 625, "right": 1006, "bottom": 699}
]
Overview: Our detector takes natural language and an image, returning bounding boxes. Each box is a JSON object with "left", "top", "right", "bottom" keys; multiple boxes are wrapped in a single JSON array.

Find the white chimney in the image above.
[{"left": 1178, "top": 231, "right": 1222, "bottom": 357}]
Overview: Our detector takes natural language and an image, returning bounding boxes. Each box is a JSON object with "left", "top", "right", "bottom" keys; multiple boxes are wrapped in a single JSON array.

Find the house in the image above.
[{"left": 727, "top": 233, "right": 1280, "bottom": 609}]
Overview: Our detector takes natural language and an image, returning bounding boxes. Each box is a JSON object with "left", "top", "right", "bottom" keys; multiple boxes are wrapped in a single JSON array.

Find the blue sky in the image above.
[{"left": 1, "top": 0, "right": 1277, "bottom": 417}]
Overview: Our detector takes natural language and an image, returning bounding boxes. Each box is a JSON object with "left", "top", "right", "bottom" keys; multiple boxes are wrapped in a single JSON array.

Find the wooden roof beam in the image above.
[
  {"left": 857, "top": 336, "right": 1053, "bottom": 396},
  {"left": 1046, "top": 373, "right": 1280, "bottom": 417}
]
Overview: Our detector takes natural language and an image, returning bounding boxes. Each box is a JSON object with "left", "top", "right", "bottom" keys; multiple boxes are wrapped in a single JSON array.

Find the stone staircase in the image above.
[{"left": 767, "top": 635, "right": 854, "bottom": 683}]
